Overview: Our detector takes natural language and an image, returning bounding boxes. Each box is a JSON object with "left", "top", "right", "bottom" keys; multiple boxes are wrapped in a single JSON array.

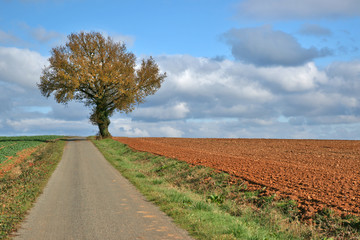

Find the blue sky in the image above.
[{"left": 0, "top": 0, "right": 360, "bottom": 139}]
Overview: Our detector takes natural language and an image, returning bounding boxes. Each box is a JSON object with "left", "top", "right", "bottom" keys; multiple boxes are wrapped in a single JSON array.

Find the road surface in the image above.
[{"left": 14, "top": 138, "right": 193, "bottom": 240}]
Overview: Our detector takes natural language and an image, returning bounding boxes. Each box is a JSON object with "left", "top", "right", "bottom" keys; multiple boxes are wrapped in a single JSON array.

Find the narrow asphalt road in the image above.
[{"left": 14, "top": 138, "right": 193, "bottom": 240}]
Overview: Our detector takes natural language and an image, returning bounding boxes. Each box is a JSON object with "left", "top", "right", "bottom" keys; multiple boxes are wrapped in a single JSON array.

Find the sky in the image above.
[{"left": 0, "top": 0, "right": 360, "bottom": 139}]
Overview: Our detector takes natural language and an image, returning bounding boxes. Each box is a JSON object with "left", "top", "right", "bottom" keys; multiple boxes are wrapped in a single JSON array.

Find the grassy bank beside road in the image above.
[
  {"left": 0, "top": 137, "right": 66, "bottom": 239},
  {"left": 92, "top": 138, "right": 360, "bottom": 239},
  {"left": 0, "top": 136, "right": 60, "bottom": 164}
]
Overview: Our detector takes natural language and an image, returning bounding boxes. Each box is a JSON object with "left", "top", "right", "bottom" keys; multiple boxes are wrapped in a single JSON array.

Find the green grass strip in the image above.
[
  {"left": 0, "top": 138, "right": 66, "bottom": 239},
  {"left": 0, "top": 136, "right": 60, "bottom": 163},
  {"left": 92, "top": 138, "right": 359, "bottom": 240}
]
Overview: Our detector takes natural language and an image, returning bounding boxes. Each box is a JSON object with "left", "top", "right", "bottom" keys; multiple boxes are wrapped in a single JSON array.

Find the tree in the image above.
[{"left": 38, "top": 32, "right": 166, "bottom": 138}]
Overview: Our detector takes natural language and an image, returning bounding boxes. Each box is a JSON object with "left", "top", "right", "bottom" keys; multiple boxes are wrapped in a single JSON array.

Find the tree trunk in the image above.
[
  {"left": 90, "top": 104, "right": 112, "bottom": 139},
  {"left": 98, "top": 118, "right": 111, "bottom": 138}
]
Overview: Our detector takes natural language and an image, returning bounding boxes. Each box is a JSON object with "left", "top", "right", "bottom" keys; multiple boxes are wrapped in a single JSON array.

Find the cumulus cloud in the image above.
[
  {"left": 137, "top": 55, "right": 360, "bottom": 132},
  {"left": 0, "top": 85, "right": 14, "bottom": 112},
  {"left": 237, "top": 0, "right": 360, "bottom": 20},
  {"left": 0, "top": 46, "right": 95, "bottom": 136},
  {"left": 256, "top": 62, "right": 328, "bottom": 92},
  {"left": 49, "top": 102, "right": 91, "bottom": 121},
  {"left": 5, "top": 118, "right": 93, "bottom": 135},
  {"left": 326, "top": 60, "right": 360, "bottom": 93},
  {"left": 299, "top": 24, "right": 332, "bottom": 36},
  {"left": 131, "top": 102, "right": 189, "bottom": 121},
  {"left": 155, "top": 55, "right": 273, "bottom": 102},
  {"left": 109, "top": 118, "right": 184, "bottom": 137},
  {"left": 222, "top": 26, "right": 332, "bottom": 66},
  {"left": 0, "top": 47, "right": 47, "bottom": 88},
  {"left": 143, "top": 55, "right": 276, "bottom": 120}
]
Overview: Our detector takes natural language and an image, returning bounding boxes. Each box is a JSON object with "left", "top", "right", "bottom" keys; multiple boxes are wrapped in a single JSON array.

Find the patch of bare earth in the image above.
[
  {"left": 0, "top": 147, "right": 38, "bottom": 178},
  {"left": 113, "top": 137, "right": 360, "bottom": 218}
]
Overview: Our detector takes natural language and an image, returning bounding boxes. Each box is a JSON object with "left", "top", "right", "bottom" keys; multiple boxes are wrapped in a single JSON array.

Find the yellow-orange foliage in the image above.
[{"left": 38, "top": 32, "right": 166, "bottom": 137}]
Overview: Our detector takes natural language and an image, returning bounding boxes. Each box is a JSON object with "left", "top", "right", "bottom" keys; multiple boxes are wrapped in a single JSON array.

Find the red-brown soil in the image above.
[
  {"left": 113, "top": 137, "right": 360, "bottom": 217},
  {"left": 0, "top": 147, "right": 38, "bottom": 177}
]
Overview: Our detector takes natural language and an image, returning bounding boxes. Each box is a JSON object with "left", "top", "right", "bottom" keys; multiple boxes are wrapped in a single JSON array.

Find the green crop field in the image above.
[{"left": 0, "top": 136, "right": 61, "bottom": 164}]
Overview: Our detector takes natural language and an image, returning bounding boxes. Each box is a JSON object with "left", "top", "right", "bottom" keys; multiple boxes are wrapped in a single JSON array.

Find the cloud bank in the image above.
[
  {"left": 107, "top": 54, "right": 360, "bottom": 139},
  {"left": 237, "top": 0, "right": 360, "bottom": 20},
  {"left": 0, "top": 46, "right": 359, "bottom": 139}
]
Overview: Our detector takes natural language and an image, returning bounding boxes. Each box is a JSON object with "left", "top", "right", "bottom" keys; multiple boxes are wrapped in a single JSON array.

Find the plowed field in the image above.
[{"left": 113, "top": 137, "right": 360, "bottom": 217}]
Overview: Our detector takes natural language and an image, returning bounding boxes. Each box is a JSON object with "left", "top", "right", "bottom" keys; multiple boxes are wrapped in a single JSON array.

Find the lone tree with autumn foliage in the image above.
[{"left": 38, "top": 32, "right": 166, "bottom": 138}]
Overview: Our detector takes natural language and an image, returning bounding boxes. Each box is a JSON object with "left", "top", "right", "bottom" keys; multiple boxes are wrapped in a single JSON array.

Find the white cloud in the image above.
[
  {"left": 155, "top": 55, "right": 274, "bottom": 102},
  {"left": 326, "top": 60, "right": 360, "bottom": 94},
  {"left": 110, "top": 118, "right": 149, "bottom": 137},
  {"left": 222, "top": 25, "right": 332, "bottom": 66},
  {"left": 238, "top": 0, "right": 360, "bottom": 20},
  {"left": 158, "top": 126, "right": 184, "bottom": 137},
  {"left": 257, "top": 62, "right": 328, "bottom": 92},
  {"left": 5, "top": 118, "right": 93, "bottom": 135},
  {"left": 110, "top": 118, "right": 183, "bottom": 137},
  {"left": 0, "top": 46, "right": 95, "bottom": 136},
  {"left": 132, "top": 102, "right": 189, "bottom": 120},
  {"left": 0, "top": 47, "right": 47, "bottom": 88}
]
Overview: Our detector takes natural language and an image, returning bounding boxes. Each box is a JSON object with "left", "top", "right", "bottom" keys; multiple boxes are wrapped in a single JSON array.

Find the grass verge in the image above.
[
  {"left": 0, "top": 138, "right": 66, "bottom": 239},
  {"left": 92, "top": 138, "right": 360, "bottom": 239}
]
